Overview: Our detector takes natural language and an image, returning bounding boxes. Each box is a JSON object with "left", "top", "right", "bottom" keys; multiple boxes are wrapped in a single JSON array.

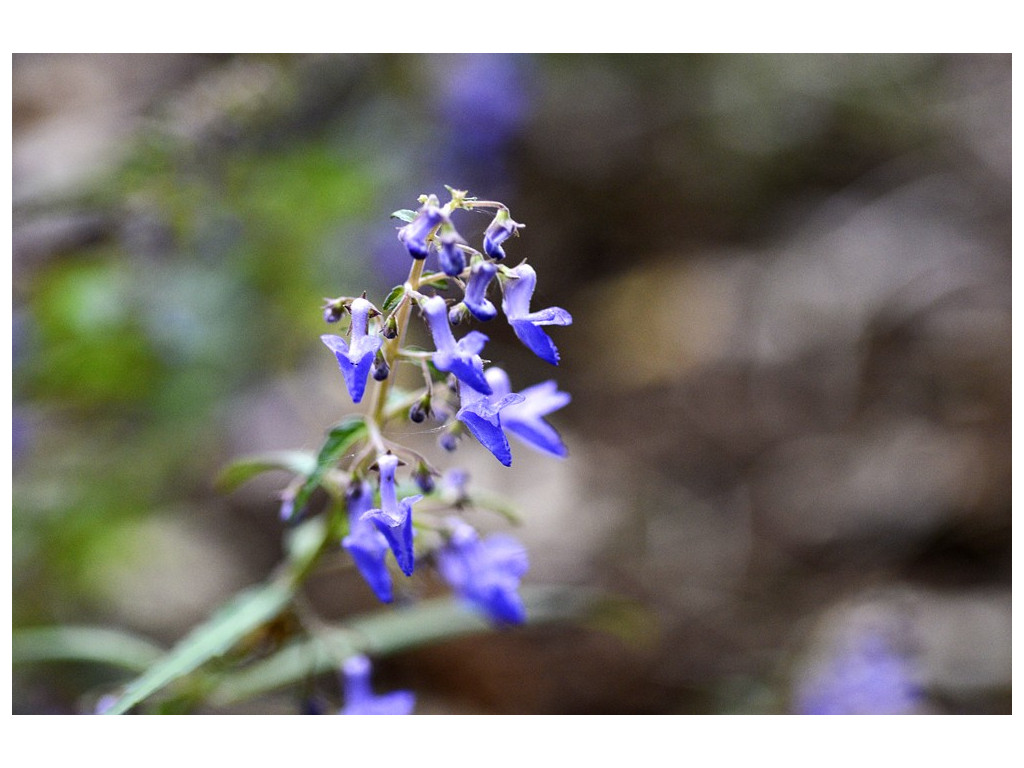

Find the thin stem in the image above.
[{"left": 369, "top": 258, "right": 425, "bottom": 429}]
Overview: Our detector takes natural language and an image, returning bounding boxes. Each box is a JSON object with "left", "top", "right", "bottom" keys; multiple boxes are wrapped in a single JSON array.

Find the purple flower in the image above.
[
  {"left": 794, "top": 630, "right": 923, "bottom": 715},
  {"left": 362, "top": 454, "right": 421, "bottom": 577},
  {"left": 482, "top": 208, "right": 522, "bottom": 260},
  {"left": 456, "top": 377, "right": 525, "bottom": 467},
  {"left": 485, "top": 367, "right": 570, "bottom": 459},
  {"left": 437, "top": 224, "right": 467, "bottom": 277},
  {"left": 463, "top": 260, "right": 499, "bottom": 321},
  {"left": 339, "top": 655, "right": 415, "bottom": 715},
  {"left": 437, "top": 519, "right": 529, "bottom": 625},
  {"left": 321, "top": 297, "right": 382, "bottom": 403},
  {"left": 501, "top": 263, "right": 572, "bottom": 365},
  {"left": 342, "top": 481, "right": 393, "bottom": 603},
  {"left": 397, "top": 201, "right": 444, "bottom": 260},
  {"left": 421, "top": 295, "right": 492, "bottom": 394}
]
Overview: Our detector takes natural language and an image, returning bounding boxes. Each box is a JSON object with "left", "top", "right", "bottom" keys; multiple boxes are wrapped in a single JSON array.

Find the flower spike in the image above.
[
  {"left": 501, "top": 263, "right": 572, "bottom": 365},
  {"left": 321, "top": 297, "right": 382, "bottom": 403}
]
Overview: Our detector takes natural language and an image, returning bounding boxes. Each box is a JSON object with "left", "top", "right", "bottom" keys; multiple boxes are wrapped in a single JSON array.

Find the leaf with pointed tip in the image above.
[
  {"left": 99, "top": 577, "right": 294, "bottom": 714},
  {"left": 381, "top": 284, "right": 405, "bottom": 314},
  {"left": 13, "top": 626, "right": 165, "bottom": 673},
  {"left": 215, "top": 451, "right": 317, "bottom": 493},
  {"left": 390, "top": 209, "right": 417, "bottom": 223},
  {"left": 290, "top": 416, "right": 367, "bottom": 517}
]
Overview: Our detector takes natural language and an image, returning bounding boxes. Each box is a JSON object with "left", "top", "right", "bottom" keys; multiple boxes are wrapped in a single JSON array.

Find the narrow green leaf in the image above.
[
  {"left": 215, "top": 450, "right": 317, "bottom": 493},
  {"left": 101, "top": 577, "right": 294, "bottom": 714},
  {"left": 381, "top": 284, "right": 405, "bottom": 314},
  {"left": 291, "top": 416, "right": 367, "bottom": 516},
  {"left": 13, "top": 626, "right": 165, "bottom": 673},
  {"left": 207, "top": 586, "right": 614, "bottom": 707},
  {"left": 420, "top": 270, "right": 449, "bottom": 290},
  {"left": 389, "top": 209, "right": 417, "bottom": 223}
]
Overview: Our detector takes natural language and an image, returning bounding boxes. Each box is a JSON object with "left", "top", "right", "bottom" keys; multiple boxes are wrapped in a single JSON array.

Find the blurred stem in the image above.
[{"left": 370, "top": 257, "right": 425, "bottom": 429}]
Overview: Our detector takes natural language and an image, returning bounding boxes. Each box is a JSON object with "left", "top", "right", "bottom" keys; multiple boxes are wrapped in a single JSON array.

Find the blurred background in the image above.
[{"left": 12, "top": 53, "right": 1011, "bottom": 714}]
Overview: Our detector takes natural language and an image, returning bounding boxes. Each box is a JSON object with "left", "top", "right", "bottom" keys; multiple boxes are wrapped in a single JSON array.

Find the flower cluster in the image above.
[{"left": 315, "top": 188, "right": 571, "bottom": 640}]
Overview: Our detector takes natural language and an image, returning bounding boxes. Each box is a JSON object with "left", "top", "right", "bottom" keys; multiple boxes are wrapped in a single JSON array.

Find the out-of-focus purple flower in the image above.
[
  {"left": 456, "top": 376, "right": 525, "bottom": 467},
  {"left": 463, "top": 261, "right": 498, "bottom": 321},
  {"left": 485, "top": 367, "right": 570, "bottom": 458},
  {"left": 483, "top": 208, "right": 522, "bottom": 261},
  {"left": 321, "top": 297, "right": 382, "bottom": 403},
  {"left": 437, "top": 223, "right": 467, "bottom": 277},
  {"left": 362, "top": 454, "right": 420, "bottom": 577},
  {"left": 794, "top": 630, "right": 923, "bottom": 715},
  {"left": 421, "top": 295, "right": 492, "bottom": 394},
  {"left": 342, "top": 481, "right": 394, "bottom": 603},
  {"left": 398, "top": 201, "right": 444, "bottom": 260},
  {"left": 432, "top": 54, "right": 532, "bottom": 193},
  {"left": 339, "top": 654, "right": 415, "bottom": 715},
  {"left": 501, "top": 263, "right": 572, "bottom": 365},
  {"left": 437, "top": 518, "right": 529, "bottom": 625}
]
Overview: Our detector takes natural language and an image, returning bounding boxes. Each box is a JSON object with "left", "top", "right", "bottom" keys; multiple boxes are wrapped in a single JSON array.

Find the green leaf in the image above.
[
  {"left": 390, "top": 209, "right": 417, "bottom": 223},
  {"left": 381, "top": 284, "right": 405, "bottom": 314},
  {"left": 206, "top": 585, "right": 616, "bottom": 707},
  {"left": 291, "top": 416, "right": 367, "bottom": 516},
  {"left": 100, "top": 576, "right": 294, "bottom": 714},
  {"left": 215, "top": 450, "right": 318, "bottom": 493},
  {"left": 420, "top": 270, "right": 450, "bottom": 290},
  {"left": 13, "top": 626, "right": 165, "bottom": 673}
]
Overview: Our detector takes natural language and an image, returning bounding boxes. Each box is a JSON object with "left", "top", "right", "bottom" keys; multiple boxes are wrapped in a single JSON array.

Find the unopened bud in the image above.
[
  {"left": 322, "top": 298, "right": 347, "bottom": 324},
  {"left": 413, "top": 463, "right": 436, "bottom": 494},
  {"left": 448, "top": 302, "right": 469, "bottom": 326},
  {"left": 382, "top": 315, "right": 399, "bottom": 339},
  {"left": 372, "top": 353, "right": 389, "bottom": 381},
  {"left": 409, "top": 395, "right": 431, "bottom": 424}
]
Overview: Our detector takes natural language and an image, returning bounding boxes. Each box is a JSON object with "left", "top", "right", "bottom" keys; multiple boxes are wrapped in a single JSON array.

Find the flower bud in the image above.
[
  {"left": 398, "top": 200, "right": 444, "bottom": 260},
  {"left": 382, "top": 314, "right": 399, "bottom": 339},
  {"left": 483, "top": 208, "right": 522, "bottom": 260},
  {"left": 322, "top": 297, "right": 347, "bottom": 324},
  {"left": 371, "top": 352, "right": 389, "bottom": 381},
  {"left": 409, "top": 394, "right": 432, "bottom": 424},
  {"left": 413, "top": 462, "right": 436, "bottom": 494},
  {"left": 439, "top": 430, "right": 458, "bottom": 452},
  {"left": 448, "top": 302, "right": 469, "bottom": 326},
  {"left": 437, "top": 224, "right": 467, "bottom": 277}
]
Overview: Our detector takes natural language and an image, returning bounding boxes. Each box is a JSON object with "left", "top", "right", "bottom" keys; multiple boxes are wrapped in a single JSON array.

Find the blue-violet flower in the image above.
[
  {"left": 321, "top": 297, "right": 382, "bottom": 403},
  {"left": 398, "top": 201, "right": 444, "bottom": 260},
  {"left": 456, "top": 376, "right": 525, "bottom": 467},
  {"left": 339, "top": 654, "right": 415, "bottom": 715},
  {"left": 342, "top": 481, "right": 394, "bottom": 603},
  {"left": 485, "top": 367, "right": 570, "bottom": 458},
  {"left": 437, "top": 518, "right": 529, "bottom": 625},
  {"left": 794, "top": 630, "right": 923, "bottom": 715},
  {"left": 362, "top": 454, "right": 420, "bottom": 577},
  {"left": 482, "top": 208, "right": 522, "bottom": 260},
  {"left": 421, "top": 295, "right": 492, "bottom": 394},
  {"left": 437, "top": 223, "right": 467, "bottom": 277},
  {"left": 501, "top": 263, "right": 572, "bottom": 365},
  {"left": 463, "top": 260, "right": 499, "bottom": 321}
]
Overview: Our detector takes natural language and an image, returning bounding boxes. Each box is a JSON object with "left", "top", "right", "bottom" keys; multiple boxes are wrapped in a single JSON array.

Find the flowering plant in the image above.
[{"left": 80, "top": 187, "right": 575, "bottom": 714}]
